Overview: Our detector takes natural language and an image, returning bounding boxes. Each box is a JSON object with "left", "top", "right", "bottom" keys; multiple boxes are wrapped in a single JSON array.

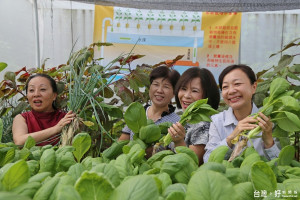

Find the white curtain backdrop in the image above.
[
  {"left": 241, "top": 10, "right": 300, "bottom": 73},
  {"left": 38, "top": 0, "right": 94, "bottom": 68},
  {"left": 0, "top": 0, "right": 94, "bottom": 75}
]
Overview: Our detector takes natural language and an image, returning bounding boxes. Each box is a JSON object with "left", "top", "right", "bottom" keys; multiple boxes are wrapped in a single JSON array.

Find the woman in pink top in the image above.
[{"left": 12, "top": 74, "right": 75, "bottom": 146}]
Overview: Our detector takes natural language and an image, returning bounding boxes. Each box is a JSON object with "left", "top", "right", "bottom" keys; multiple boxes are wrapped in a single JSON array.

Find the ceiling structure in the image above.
[{"left": 67, "top": 0, "right": 300, "bottom": 12}]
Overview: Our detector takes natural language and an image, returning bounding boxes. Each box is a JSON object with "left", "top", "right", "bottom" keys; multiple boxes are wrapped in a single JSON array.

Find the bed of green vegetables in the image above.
[{"left": 1, "top": 129, "right": 300, "bottom": 200}]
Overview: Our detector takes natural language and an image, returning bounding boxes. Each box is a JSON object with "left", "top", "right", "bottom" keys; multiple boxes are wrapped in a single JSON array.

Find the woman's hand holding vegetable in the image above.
[
  {"left": 168, "top": 122, "right": 186, "bottom": 146},
  {"left": 257, "top": 112, "right": 274, "bottom": 148},
  {"left": 54, "top": 111, "right": 75, "bottom": 133},
  {"left": 226, "top": 116, "right": 258, "bottom": 148}
]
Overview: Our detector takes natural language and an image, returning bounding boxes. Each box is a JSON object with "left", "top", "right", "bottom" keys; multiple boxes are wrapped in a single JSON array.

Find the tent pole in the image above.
[{"left": 33, "top": 0, "right": 41, "bottom": 68}]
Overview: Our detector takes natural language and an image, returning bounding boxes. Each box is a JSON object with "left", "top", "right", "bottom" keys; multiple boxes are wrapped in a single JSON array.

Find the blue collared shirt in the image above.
[{"left": 203, "top": 104, "right": 280, "bottom": 163}]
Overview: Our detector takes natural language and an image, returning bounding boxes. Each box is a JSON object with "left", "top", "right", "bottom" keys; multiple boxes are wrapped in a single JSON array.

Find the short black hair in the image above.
[
  {"left": 175, "top": 67, "right": 220, "bottom": 110},
  {"left": 150, "top": 66, "right": 180, "bottom": 91},
  {"left": 218, "top": 64, "right": 257, "bottom": 90}
]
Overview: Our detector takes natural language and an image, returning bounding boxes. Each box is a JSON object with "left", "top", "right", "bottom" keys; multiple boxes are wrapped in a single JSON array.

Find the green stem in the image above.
[
  {"left": 247, "top": 126, "right": 261, "bottom": 139},
  {"left": 163, "top": 133, "right": 172, "bottom": 147}
]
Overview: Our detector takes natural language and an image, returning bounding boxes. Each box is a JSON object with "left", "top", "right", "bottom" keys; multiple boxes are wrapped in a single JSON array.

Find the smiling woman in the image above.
[
  {"left": 119, "top": 66, "right": 180, "bottom": 157},
  {"left": 12, "top": 74, "right": 75, "bottom": 146},
  {"left": 168, "top": 67, "right": 220, "bottom": 165},
  {"left": 203, "top": 64, "right": 281, "bottom": 162}
]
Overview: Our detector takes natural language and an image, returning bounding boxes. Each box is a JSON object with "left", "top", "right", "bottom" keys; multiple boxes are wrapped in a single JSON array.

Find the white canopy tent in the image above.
[{"left": 70, "top": 0, "right": 300, "bottom": 12}]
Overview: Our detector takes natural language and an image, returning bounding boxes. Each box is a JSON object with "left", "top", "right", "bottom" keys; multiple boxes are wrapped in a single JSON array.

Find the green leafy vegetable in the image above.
[
  {"left": 147, "top": 150, "right": 174, "bottom": 166},
  {"left": 127, "top": 143, "right": 145, "bottom": 165},
  {"left": 283, "top": 178, "right": 300, "bottom": 194},
  {"left": 39, "top": 148, "right": 56, "bottom": 175},
  {"left": 233, "top": 182, "right": 254, "bottom": 200},
  {"left": 139, "top": 124, "right": 161, "bottom": 144},
  {"left": 72, "top": 132, "right": 92, "bottom": 162},
  {"left": 0, "top": 62, "right": 8, "bottom": 72},
  {"left": 33, "top": 176, "right": 60, "bottom": 200},
  {"left": 175, "top": 146, "right": 199, "bottom": 166},
  {"left": 250, "top": 161, "right": 277, "bottom": 193},
  {"left": 49, "top": 175, "right": 75, "bottom": 200},
  {"left": 0, "top": 192, "right": 31, "bottom": 200},
  {"left": 153, "top": 172, "right": 172, "bottom": 193},
  {"left": 0, "top": 147, "right": 15, "bottom": 167},
  {"left": 163, "top": 99, "right": 218, "bottom": 146},
  {"left": 28, "top": 172, "right": 51, "bottom": 183},
  {"left": 102, "top": 140, "right": 129, "bottom": 160},
  {"left": 240, "top": 152, "right": 261, "bottom": 168},
  {"left": 91, "top": 163, "right": 121, "bottom": 187},
  {"left": 198, "top": 162, "right": 226, "bottom": 174},
  {"left": 11, "top": 181, "right": 41, "bottom": 198},
  {"left": 75, "top": 171, "right": 114, "bottom": 200},
  {"left": 23, "top": 136, "right": 36, "bottom": 149},
  {"left": 113, "top": 154, "right": 133, "bottom": 179},
  {"left": 26, "top": 160, "right": 39, "bottom": 176},
  {"left": 185, "top": 170, "right": 237, "bottom": 200},
  {"left": 207, "top": 145, "right": 229, "bottom": 163},
  {"left": 55, "top": 151, "right": 76, "bottom": 172},
  {"left": 67, "top": 163, "right": 86, "bottom": 182},
  {"left": 158, "top": 122, "right": 173, "bottom": 135},
  {"left": 1, "top": 160, "right": 30, "bottom": 191},
  {"left": 278, "top": 145, "right": 295, "bottom": 166},
  {"left": 160, "top": 153, "right": 198, "bottom": 184},
  {"left": 56, "top": 185, "right": 81, "bottom": 200},
  {"left": 124, "top": 102, "right": 147, "bottom": 134},
  {"left": 110, "top": 175, "right": 159, "bottom": 200},
  {"left": 247, "top": 78, "right": 300, "bottom": 139},
  {"left": 163, "top": 183, "right": 187, "bottom": 200}
]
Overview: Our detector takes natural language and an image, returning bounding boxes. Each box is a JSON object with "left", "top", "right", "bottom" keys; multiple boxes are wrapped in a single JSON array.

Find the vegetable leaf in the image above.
[
  {"left": 75, "top": 171, "right": 114, "bottom": 200},
  {"left": 268, "top": 77, "right": 290, "bottom": 101},
  {"left": 207, "top": 145, "right": 229, "bottom": 163},
  {"left": 72, "top": 133, "right": 92, "bottom": 162},
  {"left": 124, "top": 102, "right": 147, "bottom": 134},
  {"left": 185, "top": 170, "right": 237, "bottom": 200},
  {"left": 274, "top": 111, "right": 300, "bottom": 132},
  {"left": 24, "top": 136, "right": 36, "bottom": 149},
  {"left": 163, "top": 99, "right": 218, "bottom": 146},
  {"left": 250, "top": 161, "right": 277, "bottom": 193},
  {"left": 110, "top": 175, "right": 159, "bottom": 200},
  {"left": 278, "top": 145, "right": 295, "bottom": 166},
  {"left": 2, "top": 160, "right": 30, "bottom": 191}
]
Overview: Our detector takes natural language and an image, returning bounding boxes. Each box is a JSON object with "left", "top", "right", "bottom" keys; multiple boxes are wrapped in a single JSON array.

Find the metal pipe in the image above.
[
  {"left": 101, "top": 17, "right": 112, "bottom": 65},
  {"left": 33, "top": 0, "right": 41, "bottom": 68}
]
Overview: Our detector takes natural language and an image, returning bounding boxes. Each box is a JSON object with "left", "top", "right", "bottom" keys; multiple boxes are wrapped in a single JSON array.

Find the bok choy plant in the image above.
[
  {"left": 229, "top": 77, "right": 300, "bottom": 161},
  {"left": 162, "top": 99, "right": 218, "bottom": 146}
]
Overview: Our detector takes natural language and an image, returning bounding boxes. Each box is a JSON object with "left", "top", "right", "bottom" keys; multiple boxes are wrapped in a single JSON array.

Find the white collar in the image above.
[{"left": 224, "top": 103, "right": 259, "bottom": 126}]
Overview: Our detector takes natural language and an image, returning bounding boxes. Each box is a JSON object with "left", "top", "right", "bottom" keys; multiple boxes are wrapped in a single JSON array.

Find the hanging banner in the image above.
[{"left": 93, "top": 5, "right": 242, "bottom": 80}]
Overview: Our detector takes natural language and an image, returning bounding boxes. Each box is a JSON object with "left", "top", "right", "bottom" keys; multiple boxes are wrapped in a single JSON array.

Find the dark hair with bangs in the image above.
[
  {"left": 150, "top": 66, "right": 180, "bottom": 91},
  {"left": 175, "top": 67, "right": 220, "bottom": 109},
  {"left": 218, "top": 64, "right": 257, "bottom": 90},
  {"left": 175, "top": 67, "right": 220, "bottom": 110}
]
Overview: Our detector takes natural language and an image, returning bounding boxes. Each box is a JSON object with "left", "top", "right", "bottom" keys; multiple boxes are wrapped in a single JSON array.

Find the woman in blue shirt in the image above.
[{"left": 203, "top": 64, "right": 280, "bottom": 162}]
